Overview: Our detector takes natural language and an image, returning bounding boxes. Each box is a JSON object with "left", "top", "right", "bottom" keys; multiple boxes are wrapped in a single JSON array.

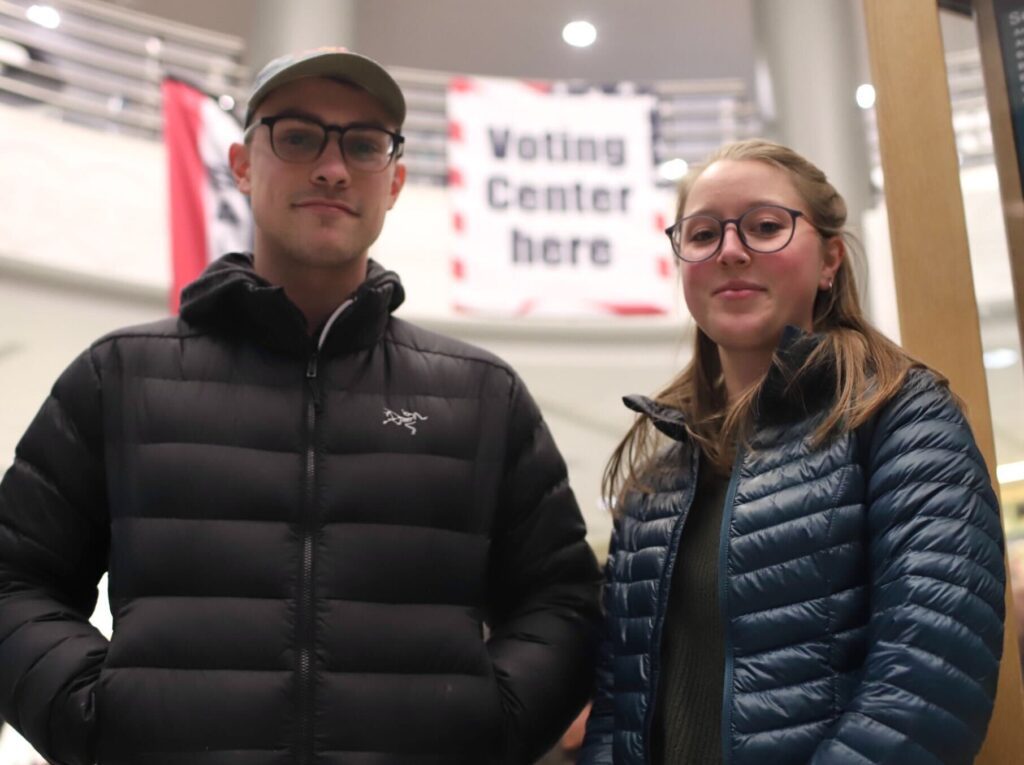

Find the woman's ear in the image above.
[{"left": 820, "top": 236, "right": 844, "bottom": 290}]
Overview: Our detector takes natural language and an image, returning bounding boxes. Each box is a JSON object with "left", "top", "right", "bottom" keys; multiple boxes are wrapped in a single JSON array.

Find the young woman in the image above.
[{"left": 579, "top": 140, "right": 1006, "bottom": 765}]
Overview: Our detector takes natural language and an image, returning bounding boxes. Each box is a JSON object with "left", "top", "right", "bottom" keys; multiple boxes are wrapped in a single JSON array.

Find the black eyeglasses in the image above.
[
  {"left": 666, "top": 205, "right": 814, "bottom": 263},
  {"left": 245, "top": 115, "right": 404, "bottom": 172}
]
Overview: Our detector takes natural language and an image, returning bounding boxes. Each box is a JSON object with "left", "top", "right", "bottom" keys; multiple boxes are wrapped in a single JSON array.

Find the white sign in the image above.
[{"left": 447, "top": 77, "right": 674, "bottom": 316}]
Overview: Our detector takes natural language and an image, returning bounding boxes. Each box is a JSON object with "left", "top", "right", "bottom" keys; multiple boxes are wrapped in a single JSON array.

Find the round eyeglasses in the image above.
[
  {"left": 245, "top": 115, "right": 404, "bottom": 173},
  {"left": 666, "top": 205, "right": 813, "bottom": 263}
]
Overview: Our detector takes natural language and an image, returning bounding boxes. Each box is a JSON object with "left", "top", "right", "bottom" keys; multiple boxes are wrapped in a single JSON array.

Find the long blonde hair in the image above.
[{"left": 604, "top": 139, "right": 927, "bottom": 507}]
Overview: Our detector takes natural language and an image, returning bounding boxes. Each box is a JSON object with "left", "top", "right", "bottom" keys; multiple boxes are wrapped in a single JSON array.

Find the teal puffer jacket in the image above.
[{"left": 581, "top": 330, "right": 1005, "bottom": 765}]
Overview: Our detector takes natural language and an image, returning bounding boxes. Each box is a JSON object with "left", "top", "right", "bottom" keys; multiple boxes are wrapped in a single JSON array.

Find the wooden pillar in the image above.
[{"left": 862, "top": 1, "right": 1024, "bottom": 762}]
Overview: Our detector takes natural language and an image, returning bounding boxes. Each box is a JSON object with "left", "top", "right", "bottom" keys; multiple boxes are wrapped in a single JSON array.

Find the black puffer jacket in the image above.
[{"left": 0, "top": 254, "right": 602, "bottom": 765}]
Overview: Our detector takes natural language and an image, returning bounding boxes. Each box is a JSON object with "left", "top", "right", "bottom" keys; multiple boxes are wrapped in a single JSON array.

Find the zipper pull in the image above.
[{"left": 306, "top": 354, "right": 321, "bottom": 409}]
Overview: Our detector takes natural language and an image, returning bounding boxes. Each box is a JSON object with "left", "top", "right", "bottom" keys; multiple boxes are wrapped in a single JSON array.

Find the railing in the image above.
[
  {"left": 0, "top": 0, "right": 994, "bottom": 188},
  {"left": 0, "top": 0, "right": 764, "bottom": 186}
]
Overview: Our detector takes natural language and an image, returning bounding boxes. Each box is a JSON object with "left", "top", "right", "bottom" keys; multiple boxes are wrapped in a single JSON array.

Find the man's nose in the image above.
[{"left": 311, "top": 137, "right": 351, "bottom": 186}]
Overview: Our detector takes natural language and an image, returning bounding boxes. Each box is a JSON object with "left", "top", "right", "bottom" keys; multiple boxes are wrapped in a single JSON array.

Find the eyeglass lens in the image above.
[
  {"left": 674, "top": 205, "right": 796, "bottom": 262},
  {"left": 271, "top": 118, "right": 397, "bottom": 170}
]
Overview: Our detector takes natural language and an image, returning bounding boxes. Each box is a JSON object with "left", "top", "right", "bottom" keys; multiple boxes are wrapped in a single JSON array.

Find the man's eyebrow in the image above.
[
  {"left": 264, "top": 108, "right": 325, "bottom": 122},
  {"left": 262, "top": 109, "right": 392, "bottom": 130}
]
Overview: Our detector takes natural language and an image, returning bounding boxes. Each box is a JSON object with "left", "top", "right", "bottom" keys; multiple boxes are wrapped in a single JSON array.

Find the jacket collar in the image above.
[
  {"left": 179, "top": 252, "right": 405, "bottom": 356},
  {"left": 753, "top": 325, "right": 835, "bottom": 427},
  {"left": 624, "top": 326, "right": 835, "bottom": 440}
]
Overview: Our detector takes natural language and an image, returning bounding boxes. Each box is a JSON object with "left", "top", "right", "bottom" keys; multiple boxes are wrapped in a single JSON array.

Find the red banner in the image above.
[{"left": 162, "top": 79, "right": 252, "bottom": 311}]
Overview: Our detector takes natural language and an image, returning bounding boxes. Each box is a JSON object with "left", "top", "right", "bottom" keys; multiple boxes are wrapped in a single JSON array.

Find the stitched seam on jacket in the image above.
[
  {"left": 735, "top": 630, "right": 865, "bottom": 661},
  {"left": 872, "top": 467, "right": 997, "bottom": 509},
  {"left": 734, "top": 673, "right": 832, "bottom": 697},
  {"left": 825, "top": 738, "right": 879, "bottom": 765},
  {"left": 735, "top": 583, "right": 863, "bottom": 620},
  {"left": 890, "top": 550, "right": 1002, "bottom": 584},
  {"left": 133, "top": 441, "right": 476, "bottom": 464},
  {"left": 91, "top": 330, "right": 203, "bottom": 350},
  {"left": 877, "top": 572, "right": 1003, "bottom": 625},
  {"left": 752, "top": 709, "right": 945, "bottom": 763},
  {"left": 847, "top": 701, "right": 969, "bottom": 757},
  {"left": 128, "top": 374, "right": 500, "bottom": 401},
  {"left": 730, "top": 500, "right": 859, "bottom": 544},
  {"left": 734, "top": 458, "right": 849, "bottom": 505},
  {"left": 879, "top": 505, "right": 1002, "bottom": 547},
  {"left": 874, "top": 435, "right": 991, "bottom": 483},
  {"left": 111, "top": 517, "right": 486, "bottom": 539},
  {"left": 732, "top": 539, "right": 858, "bottom": 580},
  {"left": 872, "top": 680, "right": 983, "bottom": 733},
  {"left": 889, "top": 644, "right": 994, "bottom": 689},
  {"left": 872, "top": 603, "right": 1000, "bottom": 663},
  {"left": 385, "top": 337, "right": 518, "bottom": 381},
  {"left": 736, "top": 713, "right": 833, "bottom": 737}
]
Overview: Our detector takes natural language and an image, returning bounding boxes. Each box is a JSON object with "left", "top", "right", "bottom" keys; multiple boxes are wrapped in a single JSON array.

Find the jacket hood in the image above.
[
  {"left": 624, "top": 325, "right": 836, "bottom": 440},
  {"left": 179, "top": 252, "right": 405, "bottom": 355}
]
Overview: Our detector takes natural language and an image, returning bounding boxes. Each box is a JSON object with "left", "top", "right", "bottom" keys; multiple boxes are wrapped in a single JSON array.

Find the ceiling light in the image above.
[
  {"left": 26, "top": 4, "right": 60, "bottom": 29},
  {"left": 0, "top": 40, "right": 30, "bottom": 68},
  {"left": 657, "top": 158, "right": 689, "bottom": 182},
  {"left": 563, "top": 21, "right": 597, "bottom": 48},
  {"left": 855, "top": 83, "right": 876, "bottom": 110},
  {"left": 983, "top": 347, "right": 1019, "bottom": 370},
  {"left": 998, "top": 460, "right": 1024, "bottom": 484}
]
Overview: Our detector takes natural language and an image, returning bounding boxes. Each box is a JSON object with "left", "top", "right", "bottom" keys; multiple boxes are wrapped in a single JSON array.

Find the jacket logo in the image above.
[{"left": 382, "top": 407, "right": 428, "bottom": 435}]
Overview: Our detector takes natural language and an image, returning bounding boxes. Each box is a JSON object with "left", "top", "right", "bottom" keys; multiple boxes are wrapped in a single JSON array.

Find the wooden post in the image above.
[{"left": 862, "top": 1, "right": 1024, "bottom": 762}]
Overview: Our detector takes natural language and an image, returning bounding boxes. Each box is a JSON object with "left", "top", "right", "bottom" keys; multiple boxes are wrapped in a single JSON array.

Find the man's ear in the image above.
[
  {"left": 229, "top": 142, "right": 251, "bottom": 195},
  {"left": 387, "top": 162, "right": 406, "bottom": 210}
]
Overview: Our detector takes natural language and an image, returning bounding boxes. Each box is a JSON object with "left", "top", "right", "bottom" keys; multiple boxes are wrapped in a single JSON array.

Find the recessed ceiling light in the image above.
[
  {"left": 26, "top": 5, "right": 60, "bottom": 29},
  {"left": 563, "top": 20, "right": 597, "bottom": 48}
]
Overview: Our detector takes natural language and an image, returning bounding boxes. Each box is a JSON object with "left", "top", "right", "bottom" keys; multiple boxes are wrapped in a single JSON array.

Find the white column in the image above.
[
  {"left": 751, "top": 0, "right": 882, "bottom": 322},
  {"left": 247, "top": 0, "right": 357, "bottom": 71}
]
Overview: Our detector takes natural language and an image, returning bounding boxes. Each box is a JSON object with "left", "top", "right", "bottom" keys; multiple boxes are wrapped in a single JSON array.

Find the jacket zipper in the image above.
[
  {"left": 641, "top": 444, "right": 701, "bottom": 761},
  {"left": 297, "top": 351, "right": 321, "bottom": 765},
  {"left": 717, "top": 447, "right": 745, "bottom": 765}
]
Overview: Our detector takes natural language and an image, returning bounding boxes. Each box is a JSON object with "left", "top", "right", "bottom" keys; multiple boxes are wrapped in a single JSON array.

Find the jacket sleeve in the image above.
[
  {"left": 485, "top": 374, "right": 603, "bottom": 764},
  {"left": 0, "top": 348, "right": 111, "bottom": 765},
  {"left": 577, "top": 526, "right": 619, "bottom": 765},
  {"left": 810, "top": 372, "right": 1005, "bottom": 765}
]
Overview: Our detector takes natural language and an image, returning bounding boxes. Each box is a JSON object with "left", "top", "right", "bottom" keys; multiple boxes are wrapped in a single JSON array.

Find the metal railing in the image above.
[
  {"left": 0, "top": 0, "right": 248, "bottom": 138},
  {"left": 0, "top": 0, "right": 994, "bottom": 188},
  {"left": 0, "top": 0, "right": 763, "bottom": 186}
]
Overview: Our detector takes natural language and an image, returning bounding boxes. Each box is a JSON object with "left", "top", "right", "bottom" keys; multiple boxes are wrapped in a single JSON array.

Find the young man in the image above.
[{"left": 0, "top": 49, "right": 601, "bottom": 765}]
